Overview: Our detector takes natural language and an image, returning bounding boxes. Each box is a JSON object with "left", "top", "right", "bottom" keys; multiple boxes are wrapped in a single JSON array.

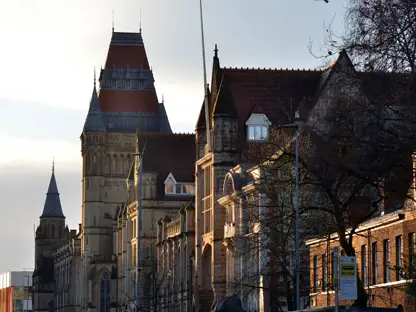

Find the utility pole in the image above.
[
  {"left": 278, "top": 123, "right": 300, "bottom": 310},
  {"left": 199, "top": 0, "right": 211, "bottom": 152}
]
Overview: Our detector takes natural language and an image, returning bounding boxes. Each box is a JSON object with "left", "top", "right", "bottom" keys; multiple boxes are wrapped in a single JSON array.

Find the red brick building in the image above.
[{"left": 307, "top": 206, "right": 416, "bottom": 311}]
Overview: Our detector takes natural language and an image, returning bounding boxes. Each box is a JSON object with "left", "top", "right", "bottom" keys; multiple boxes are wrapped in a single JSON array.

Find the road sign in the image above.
[{"left": 339, "top": 256, "right": 357, "bottom": 301}]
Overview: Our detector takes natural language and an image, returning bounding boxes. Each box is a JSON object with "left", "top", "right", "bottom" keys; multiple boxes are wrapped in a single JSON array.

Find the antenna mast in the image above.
[{"left": 199, "top": 0, "right": 211, "bottom": 152}]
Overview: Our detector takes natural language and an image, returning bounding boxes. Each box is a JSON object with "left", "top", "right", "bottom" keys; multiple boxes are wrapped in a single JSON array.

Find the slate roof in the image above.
[
  {"left": 40, "top": 167, "right": 65, "bottom": 218},
  {"left": 196, "top": 48, "right": 415, "bottom": 152},
  {"left": 196, "top": 51, "right": 322, "bottom": 149},
  {"left": 137, "top": 132, "right": 196, "bottom": 200},
  {"left": 83, "top": 79, "right": 106, "bottom": 132}
]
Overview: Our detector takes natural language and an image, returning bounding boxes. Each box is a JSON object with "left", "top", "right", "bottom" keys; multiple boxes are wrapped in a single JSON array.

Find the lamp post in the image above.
[{"left": 278, "top": 122, "right": 300, "bottom": 310}]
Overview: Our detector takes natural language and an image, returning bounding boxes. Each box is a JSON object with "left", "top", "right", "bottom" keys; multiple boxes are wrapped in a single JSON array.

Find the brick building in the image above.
[{"left": 307, "top": 204, "right": 416, "bottom": 311}]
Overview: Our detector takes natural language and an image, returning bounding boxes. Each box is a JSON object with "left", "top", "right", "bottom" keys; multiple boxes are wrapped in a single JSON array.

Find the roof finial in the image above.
[
  {"left": 94, "top": 67, "right": 96, "bottom": 87},
  {"left": 214, "top": 44, "right": 218, "bottom": 58},
  {"left": 52, "top": 157, "right": 55, "bottom": 173},
  {"left": 162, "top": 94, "right": 164, "bottom": 104},
  {"left": 112, "top": 9, "right": 115, "bottom": 33},
  {"left": 140, "top": 11, "right": 142, "bottom": 33}
]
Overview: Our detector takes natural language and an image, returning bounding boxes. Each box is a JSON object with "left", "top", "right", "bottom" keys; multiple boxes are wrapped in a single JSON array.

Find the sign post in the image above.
[
  {"left": 332, "top": 247, "right": 340, "bottom": 312},
  {"left": 339, "top": 256, "right": 358, "bottom": 301}
]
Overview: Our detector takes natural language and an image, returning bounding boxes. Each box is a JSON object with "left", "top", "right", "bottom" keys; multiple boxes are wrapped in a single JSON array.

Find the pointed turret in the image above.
[
  {"left": 83, "top": 70, "right": 107, "bottom": 133},
  {"left": 40, "top": 163, "right": 65, "bottom": 218}
]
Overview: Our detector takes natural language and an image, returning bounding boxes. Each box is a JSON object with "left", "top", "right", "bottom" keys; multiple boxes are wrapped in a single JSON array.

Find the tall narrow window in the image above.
[
  {"left": 409, "top": 233, "right": 415, "bottom": 273},
  {"left": 396, "top": 235, "right": 403, "bottom": 280},
  {"left": 202, "top": 166, "right": 212, "bottom": 234},
  {"left": 331, "top": 250, "right": 336, "bottom": 281},
  {"left": 322, "top": 253, "right": 327, "bottom": 291},
  {"left": 361, "top": 245, "right": 368, "bottom": 287},
  {"left": 372, "top": 242, "right": 378, "bottom": 285},
  {"left": 383, "top": 239, "right": 390, "bottom": 283},
  {"left": 313, "top": 256, "right": 318, "bottom": 292}
]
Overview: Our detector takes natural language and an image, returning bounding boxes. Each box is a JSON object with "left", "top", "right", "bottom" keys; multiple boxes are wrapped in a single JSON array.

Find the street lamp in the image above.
[{"left": 278, "top": 119, "right": 300, "bottom": 310}]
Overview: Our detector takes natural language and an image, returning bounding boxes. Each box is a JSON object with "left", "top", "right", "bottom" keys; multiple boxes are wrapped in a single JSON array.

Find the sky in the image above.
[{"left": 0, "top": 0, "right": 347, "bottom": 273}]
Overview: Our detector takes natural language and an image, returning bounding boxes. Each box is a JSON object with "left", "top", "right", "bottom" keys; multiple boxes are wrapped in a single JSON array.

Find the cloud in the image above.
[
  {"left": 0, "top": 98, "right": 85, "bottom": 143},
  {"left": 0, "top": 132, "right": 80, "bottom": 165},
  {"left": 0, "top": 163, "right": 81, "bottom": 273}
]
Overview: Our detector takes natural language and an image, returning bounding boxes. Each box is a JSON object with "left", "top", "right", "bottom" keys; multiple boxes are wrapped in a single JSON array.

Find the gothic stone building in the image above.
[
  {"left": 192, "top": 46, "right": 322, "bottom": 312},
  {"left": 155, "top": 202, "right": 196, "bottom": 312},
  {"left": 79, "top": 29, "right": 195, "bottom": 312},
  {"left": 33, "top": 166, "right": 69, "bottom": 312},
  {"left": 114, "top": 131, "right": 195, "bottom": 312},
  {"left": 53, "top": 224, "right": 82, "bottom": 312},
  {"left": 190, "top": 47, "right": 414, "bottom": 312}
]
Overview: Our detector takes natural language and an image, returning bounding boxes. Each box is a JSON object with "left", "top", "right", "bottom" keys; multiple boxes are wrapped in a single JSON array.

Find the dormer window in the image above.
[
  {"left": 111, "top": 80, "right": 117, "bottom": 88},
  {"left": 248, "top": 125, "right": 268, "bottom": 140},
  {"left": 125, "top": 79, "right": 131, "bottom": 88},
  {"left": 164, "top": 173, "right": 194, "bottom": 195},
  {"left": 245, "top": 113, "right": 271, "bottom": 141}
]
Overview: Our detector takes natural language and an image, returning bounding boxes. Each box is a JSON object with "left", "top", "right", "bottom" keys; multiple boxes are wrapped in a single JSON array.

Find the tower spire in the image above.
[
  {"left": 140, "top": 11, "right": 142, "bottom": 33},
  {"left": 94, "top": 67, "right": 96, "bottom": 87},
  {"left": 52, "top": 157, "right": 55, "bottom": 173},
  {"left": 112, "top": 9, "right": 115, "bottom": 33},
  {"left": 40, "top": 165, "right": 65, "bottom": 218}
]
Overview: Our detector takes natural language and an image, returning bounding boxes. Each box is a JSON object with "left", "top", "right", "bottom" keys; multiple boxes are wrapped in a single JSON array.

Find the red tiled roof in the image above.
[
  {"left": 98, "top": 90, "right": 159, "bottom": 113},
  {"left": 104, "top": 45, "right": 150, "bottom": 69},
  {"left": 138, "top": 132, "right": 196, "bottom": 199}
]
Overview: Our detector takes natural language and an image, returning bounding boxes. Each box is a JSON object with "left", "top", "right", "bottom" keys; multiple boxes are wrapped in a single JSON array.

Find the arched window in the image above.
[
  {"left": 51, "top": 224, "right": 55, "bottom": 238},
  {"left": 99, "top": 271, "right": 111, "bottom": 312}
]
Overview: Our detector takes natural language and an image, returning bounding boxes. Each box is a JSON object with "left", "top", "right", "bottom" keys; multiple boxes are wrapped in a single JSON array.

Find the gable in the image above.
[{"left": 245, "top": 113, "right": 271, "bottom": 126}]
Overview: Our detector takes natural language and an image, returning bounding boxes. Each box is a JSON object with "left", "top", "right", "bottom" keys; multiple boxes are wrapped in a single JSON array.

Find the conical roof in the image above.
[
  {"left": 40, "top": 165, "right": 65, "bottom": 218},
  {"left": 83, "top": 73, "right": 107, "bottom": 132}
]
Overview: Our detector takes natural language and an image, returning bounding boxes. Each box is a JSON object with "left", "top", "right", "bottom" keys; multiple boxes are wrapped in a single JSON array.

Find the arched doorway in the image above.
[{"left": 202, "top": 244, "right": 212, "bottom": 290}]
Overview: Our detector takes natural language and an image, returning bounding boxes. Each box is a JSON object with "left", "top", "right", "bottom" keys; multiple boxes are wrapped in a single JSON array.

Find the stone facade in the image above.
[
  {"left": 54, "top": 226, "right": 82, "bottom": 312},
  {"left": 155, "top": 203, "right": 196, "bottom": 312},
  {"left": 79, "top": 30, "right": 182, "bottom": 312},
  {"left": 33, "top": 166, "right": 68, "bottom": 312}
]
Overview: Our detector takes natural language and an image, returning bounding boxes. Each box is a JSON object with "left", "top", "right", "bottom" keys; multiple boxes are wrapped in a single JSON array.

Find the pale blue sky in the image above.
[{"left": 0, "top": 0, "right": 346, "bottom": 272}]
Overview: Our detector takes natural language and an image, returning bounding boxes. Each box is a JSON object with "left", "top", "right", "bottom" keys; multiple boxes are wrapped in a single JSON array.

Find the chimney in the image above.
[{"left": 78, "top": 223, "right": 82, "bottom": 234}]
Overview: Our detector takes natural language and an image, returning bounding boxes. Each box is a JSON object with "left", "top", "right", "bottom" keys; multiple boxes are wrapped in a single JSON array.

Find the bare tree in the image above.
[{"left": 313, "top": 0, "right": 416, "bottom": 73}]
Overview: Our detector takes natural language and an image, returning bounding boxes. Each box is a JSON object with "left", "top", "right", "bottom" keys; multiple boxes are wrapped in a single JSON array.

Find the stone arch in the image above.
[
  {"left": 119, "top": 154, "right": 125, "bottom": 175},
  {"left": 202, "top": 244, "right": 212, "bottom": 290},
  {"left": 126, "top": 154, "right": 132, "bottom": 174},
  {"left": 106, "top": 154, "right": 111, "bottom": 175},
  {"left": 214, "top": 123, "right": 221, "bottom": 151},
  {"left": 223, "top": 121, "right": 231, "bottom": 150},
  {"left": 98, "top": 269, "right": 111, "bottom": 312},
  {"left": 223, "top": 173, "right": 235, "bottom": 196},
  {"left": 112, "top": 154, "right": 118, "bottom": 175},
  {"left": 51, "top": 224, "right": 55, "bottom": 238}
]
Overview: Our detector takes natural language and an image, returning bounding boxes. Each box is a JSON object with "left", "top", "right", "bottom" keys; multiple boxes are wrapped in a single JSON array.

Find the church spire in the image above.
[
  {"left": 82, "top": 69, "right": 107, "bottom": 133},
  {"left": 40, "top": 162, "right": 65, "bottom": 218}
]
